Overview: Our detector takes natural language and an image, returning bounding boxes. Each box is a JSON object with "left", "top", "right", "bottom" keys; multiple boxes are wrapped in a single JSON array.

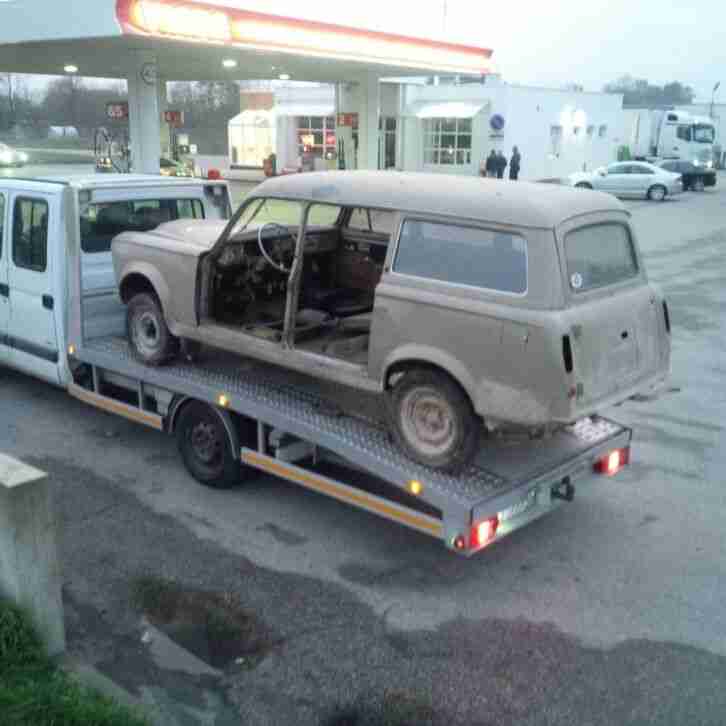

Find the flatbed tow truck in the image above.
[
  {"left": 1, "top": 175, "right": 632, "bottom": 557},
  {"left": 68, "top": 257, "right": 630, "bottom": 557}
]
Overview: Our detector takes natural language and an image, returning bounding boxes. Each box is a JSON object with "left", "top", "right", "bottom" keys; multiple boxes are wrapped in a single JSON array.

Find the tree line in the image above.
[{"left": 0, "top": 76, "right": 240, "bottom": 151}]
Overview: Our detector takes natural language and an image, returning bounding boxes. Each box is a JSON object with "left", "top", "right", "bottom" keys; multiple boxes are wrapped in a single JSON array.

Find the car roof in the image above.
[
  {"left": 251, "top": 171, "right": 627, "bottom": 229},
  {"left": 0, "top": 173, "right": 227, "bottom": 193}
]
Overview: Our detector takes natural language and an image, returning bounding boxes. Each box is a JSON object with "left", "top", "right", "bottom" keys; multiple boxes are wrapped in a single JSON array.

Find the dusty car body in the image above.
[{"left": 112, "top": 171, "right": 671, "bottom": 471}]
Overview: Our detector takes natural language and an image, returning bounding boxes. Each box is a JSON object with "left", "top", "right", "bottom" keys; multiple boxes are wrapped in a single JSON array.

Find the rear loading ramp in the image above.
[{"left": 71, "top": 335, "right": 631, "bottom": 554}]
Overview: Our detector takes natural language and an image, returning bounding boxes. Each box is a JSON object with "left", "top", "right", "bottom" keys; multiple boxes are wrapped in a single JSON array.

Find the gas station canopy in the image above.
[{"left": 0, "top": 0, "right": 493, "bottom": 82}]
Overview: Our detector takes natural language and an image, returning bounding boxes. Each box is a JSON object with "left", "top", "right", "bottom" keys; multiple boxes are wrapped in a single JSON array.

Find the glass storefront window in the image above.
[{"left": 422, "top": 117, "right": 473, "bottom": 167}]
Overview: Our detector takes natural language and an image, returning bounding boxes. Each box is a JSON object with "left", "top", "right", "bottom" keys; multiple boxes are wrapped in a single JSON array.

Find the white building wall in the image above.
[{"left": 399, "top": 82, "right": 623, "bottom": 179}]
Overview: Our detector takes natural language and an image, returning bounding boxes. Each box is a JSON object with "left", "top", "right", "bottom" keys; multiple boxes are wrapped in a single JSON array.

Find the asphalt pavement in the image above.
[{"left": 1, "top": 169, "right": 725, "bottom": 725}]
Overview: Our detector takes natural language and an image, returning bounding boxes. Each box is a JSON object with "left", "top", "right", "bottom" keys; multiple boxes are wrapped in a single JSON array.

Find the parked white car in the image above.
[{"left": 568, "top": 162, "right": 683, "bottom": 201}]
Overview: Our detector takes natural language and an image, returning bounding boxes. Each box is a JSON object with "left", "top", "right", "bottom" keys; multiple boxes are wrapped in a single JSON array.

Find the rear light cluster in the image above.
[
  {"left": 453, "top": 516, "right": 499, "bottom": 552},
  {"left": 594, "top": 447, "right": 630, "bottom": 476}
]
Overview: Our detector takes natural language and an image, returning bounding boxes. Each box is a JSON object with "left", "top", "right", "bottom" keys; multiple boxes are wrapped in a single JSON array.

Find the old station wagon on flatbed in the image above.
[{"left": 112, "top": 171, "right": 671, "bottom": 471}]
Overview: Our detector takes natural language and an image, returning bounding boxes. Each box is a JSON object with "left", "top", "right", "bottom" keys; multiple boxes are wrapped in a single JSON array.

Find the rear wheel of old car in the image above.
[
  {"left": 647, "top": 184, "right": 667, "bottom": 201},
  {"left": 386, "top": 369, "right": 480, "bottom": 473},
  {"left": 693, "top": 177, "right": 705, "bottom": 192},
  {"left": 175, "top": 402, "right": 243, "bottom": 488},
  {"left": 127, "top": 292, "right": 178, "bottom": 366}
]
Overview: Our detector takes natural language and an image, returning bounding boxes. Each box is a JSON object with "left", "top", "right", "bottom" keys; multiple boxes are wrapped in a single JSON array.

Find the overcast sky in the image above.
[{"left": 207, "top": 0, "right": 725, "bottom": 101}]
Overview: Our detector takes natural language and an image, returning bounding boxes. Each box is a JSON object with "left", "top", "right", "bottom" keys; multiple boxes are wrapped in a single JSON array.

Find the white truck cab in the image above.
[{"left": 0, "top": 174, "right": 231, "bottom": 387}]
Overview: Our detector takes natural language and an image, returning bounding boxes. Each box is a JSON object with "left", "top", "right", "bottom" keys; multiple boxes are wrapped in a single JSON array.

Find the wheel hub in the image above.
[
  {"left": 190, "top": 422, "right": 221, "bottom": 464},
  {"left": 400, "top": 387, "right": 456, "bottom": 457},
  {"left": 134, "top": 311, "right": 160, "bottom": 355}
]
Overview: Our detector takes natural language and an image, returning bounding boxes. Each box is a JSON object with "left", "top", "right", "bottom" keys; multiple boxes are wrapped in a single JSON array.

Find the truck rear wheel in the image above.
[
  {"left": 127, "top": 292, "right": 178, "bottom": 365},
  {"left": 385, "top": 368, "right": 480, "bottom": 473},
  {"left": 175, "top": 401, "right": 243, "bottom": 488}
]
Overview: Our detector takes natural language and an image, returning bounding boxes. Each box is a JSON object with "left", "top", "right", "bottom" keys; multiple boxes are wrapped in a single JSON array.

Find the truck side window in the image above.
[
  {"left": 13, "top": 197, "right": 48, "bottom": 272},
  {"left": 81, "top": 198, "right": 205, "bottom": 253},
  {"left": 676, "top": 125, "right": 692, "bottom": 142}
]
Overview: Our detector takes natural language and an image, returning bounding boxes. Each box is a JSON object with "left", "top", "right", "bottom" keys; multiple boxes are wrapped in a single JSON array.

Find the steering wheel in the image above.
[{"left": 257, "top": 222, "right": 292, "bottom": 274}]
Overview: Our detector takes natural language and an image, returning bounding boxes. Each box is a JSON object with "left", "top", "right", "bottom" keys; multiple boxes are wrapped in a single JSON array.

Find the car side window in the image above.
[
  {"left": 676, "top": 125, "right": 692, "bottom": 142},
  {"left": 608, "top": 164, "right": 628, "bottom": 174},
  {"left": 394, "top": 219, "right": 527, "bottom": 295},
  {"left": 13, "top": 197, "right": 48, "bottom": 272},
  {"left": 632, "top": 165, "right": 654, "bottom": 174}
]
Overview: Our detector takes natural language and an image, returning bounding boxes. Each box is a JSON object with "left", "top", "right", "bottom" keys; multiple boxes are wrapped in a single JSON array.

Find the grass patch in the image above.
[
  {"left": 0, "top": 599, "right": 148, "bottom": 726},
  {"left": 131, "top": 575, "right": 275, "bottom": 669}
]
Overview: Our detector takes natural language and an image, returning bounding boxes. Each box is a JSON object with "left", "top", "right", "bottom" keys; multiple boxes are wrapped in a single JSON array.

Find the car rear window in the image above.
[
  {"left": 80, "top": 198, "right": 205, "bottom": 253},
  {"left": 564, "top": 223, "right": 638, "bottom": 292},
  {"left": 394, "top": 219, "right": 527, "bottom": 294}
]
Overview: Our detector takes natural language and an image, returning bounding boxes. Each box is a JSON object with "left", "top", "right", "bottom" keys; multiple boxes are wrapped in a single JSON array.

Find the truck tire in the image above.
[
  {"left": 647, "top": 184, "right": 667, "bottom": 202},
  {"left": 175, "top": 401, "right": 243, "bottom": 488},
  {"left": 127, "top": 292, "right": 178, "bottom": 365},
  {"left": 693, "top": 177, "right": 705, "bottom": 192},
  {"left": 385, "top": 368, "right": 480, "bottom": 473}
]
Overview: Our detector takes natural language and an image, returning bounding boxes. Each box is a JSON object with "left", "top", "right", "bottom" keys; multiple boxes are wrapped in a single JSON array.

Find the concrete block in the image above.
[{"left": 0, "top": 453, "right": 65, "bottom": 656}]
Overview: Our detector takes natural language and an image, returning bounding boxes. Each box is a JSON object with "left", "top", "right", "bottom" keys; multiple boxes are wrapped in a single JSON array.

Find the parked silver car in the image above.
[
  {"left": 568, "top": 161, "right": 683, "bottom": 200},
  {"left": 112, "top": 172, "right": 671, "bottom": 471}
]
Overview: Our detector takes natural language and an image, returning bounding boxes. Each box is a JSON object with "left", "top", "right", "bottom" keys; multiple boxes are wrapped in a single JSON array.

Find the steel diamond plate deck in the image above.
[
  {"left": 79, "top": 336, "right": 628, "bottom": 511},
  {"left": 81, "top": 336, "right": 509, "bottom": 507}
]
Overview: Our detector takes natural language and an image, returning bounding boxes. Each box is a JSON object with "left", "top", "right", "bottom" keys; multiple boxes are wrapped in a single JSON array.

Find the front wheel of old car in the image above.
[
  {"left": 127, "top": 292, "right": 178, "bottom": 366},
  {"left": 386, "top": 369, "right": 480, "bottom": 473}
]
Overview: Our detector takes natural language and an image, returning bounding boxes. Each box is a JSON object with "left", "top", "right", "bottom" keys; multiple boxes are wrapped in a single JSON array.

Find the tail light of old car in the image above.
[{"left": 594, "top": 447, "right": 630, "bottom": 476}]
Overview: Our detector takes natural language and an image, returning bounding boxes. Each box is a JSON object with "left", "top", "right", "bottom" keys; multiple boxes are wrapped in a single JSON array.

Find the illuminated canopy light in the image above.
[{"left": 118, "top": 0, "right": 493, "bottom": 75}]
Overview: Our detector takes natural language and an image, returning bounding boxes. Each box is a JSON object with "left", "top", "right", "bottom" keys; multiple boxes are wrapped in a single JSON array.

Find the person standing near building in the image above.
[
  {"left": 496, "top": 150, "right": 507, "bottom": 179},
  {"left": 484, "top": 149, "right": 497, "bottom": 178},
  {"left": 509, "top": 146, "right": 521, "bottom": 180}
]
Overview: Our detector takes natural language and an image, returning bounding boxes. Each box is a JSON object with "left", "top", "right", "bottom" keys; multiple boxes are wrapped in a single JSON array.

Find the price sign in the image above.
[
  {"left": 164, "top": 110, "right": 185, "bottom": 127},
  {"left": 106, "top": 102, "right": 129, "bottom": 120},
  {"left": 336, "top": 113, "right": 358, "bottom": 127}
]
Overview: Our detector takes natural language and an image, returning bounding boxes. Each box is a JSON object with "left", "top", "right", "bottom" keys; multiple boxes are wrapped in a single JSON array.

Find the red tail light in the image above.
[
  {"left": 595, "top": 447, "right": 630, "bottom": 476},
  {"left": 470, "top": 516, "right": 499, "bottom": 549}
]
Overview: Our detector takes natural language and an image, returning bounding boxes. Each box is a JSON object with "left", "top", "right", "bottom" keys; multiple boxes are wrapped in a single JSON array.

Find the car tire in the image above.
[
  {"left": 575, "top": 182, "right": 592, "bottom": 189},
  {"left": 127, "top": 292, "right": 178, "bottom": 365},
  {"left": 385, "top": 368, "right": 480, "bottom": 473},
  {"left": 175, "top": 402, "right": 244, "bottom": 488},
  {"left": 647, "top": 184, "right": 667, "bottom": 202},
  {"left": 693, "top": 177, "right": 705, "bottom": 192}
]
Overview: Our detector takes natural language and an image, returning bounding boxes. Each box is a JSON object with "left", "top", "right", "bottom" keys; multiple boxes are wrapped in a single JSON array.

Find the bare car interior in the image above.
[{"left": 199, "top": 200, "right": 393, "bottom": 369}]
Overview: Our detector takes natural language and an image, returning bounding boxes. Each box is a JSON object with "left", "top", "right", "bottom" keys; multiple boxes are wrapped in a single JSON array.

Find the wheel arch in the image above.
[
  {"left": 167, "top": 397, "right": 242, "bottom": 461},
  {"left": 383, "top": 347, "right": 478, "bottom": 410},
  {"left": 118, "top": 262, "right": 170, "bottom": 309}
]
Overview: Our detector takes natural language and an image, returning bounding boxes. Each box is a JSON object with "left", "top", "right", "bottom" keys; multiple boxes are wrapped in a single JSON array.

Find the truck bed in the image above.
[{"left": 77, "top": 335, "right": 629, "bottom": 518}]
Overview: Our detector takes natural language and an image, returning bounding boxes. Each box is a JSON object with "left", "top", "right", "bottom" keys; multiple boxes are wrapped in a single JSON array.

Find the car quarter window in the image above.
[
  {"left": 565, "top": 223, "right": 638, "bottom": 292},
  {"left": 80, "top": 198, "right": 205, "bottom": 254},
  {"left": 13, "top": 197, "right": 48, "bottom": 272},
  {"left": 346, "top": 207, "right": 395, "bottom": 235},
  {"left": 394, "top": 219, "right": 527, "bottom": 294}
]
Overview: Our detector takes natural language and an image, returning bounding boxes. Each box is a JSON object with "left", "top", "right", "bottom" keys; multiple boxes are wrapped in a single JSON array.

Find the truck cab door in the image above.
[
  {"left": 6, "top": 192, "right": 61, "bottom": 384},
  {"left": 0, "top": 190, "right": 9, "bottom": 366}
]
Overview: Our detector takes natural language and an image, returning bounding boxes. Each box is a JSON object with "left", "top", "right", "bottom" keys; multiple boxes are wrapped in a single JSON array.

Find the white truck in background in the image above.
[{"left": 629, "top": 109, "right": 716, "bottom": 167}]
